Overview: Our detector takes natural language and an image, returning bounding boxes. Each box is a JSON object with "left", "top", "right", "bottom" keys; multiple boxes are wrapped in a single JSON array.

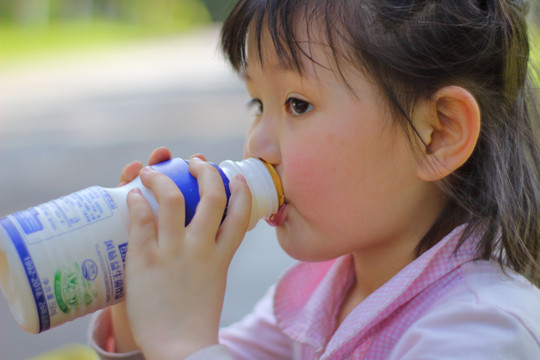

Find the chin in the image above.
[{"left": 276, "top": 232, "right": 337, "bottom": 262}]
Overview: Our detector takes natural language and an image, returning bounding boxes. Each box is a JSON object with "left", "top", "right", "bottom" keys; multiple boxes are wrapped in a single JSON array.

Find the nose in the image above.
[{"left": 244, "top": 115, "right": 281, "bottom": 165}]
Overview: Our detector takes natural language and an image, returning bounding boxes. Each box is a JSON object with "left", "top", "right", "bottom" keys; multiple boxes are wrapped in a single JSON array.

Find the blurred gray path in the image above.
[{"left": 0, "top": 26, "right": 295, "bottom": 359}]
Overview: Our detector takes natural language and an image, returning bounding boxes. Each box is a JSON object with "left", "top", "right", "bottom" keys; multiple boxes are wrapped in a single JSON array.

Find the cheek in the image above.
[
  {"left": 283, "top": 139, "right": 346, "bottom": 216},
  {"left": 283, "top": 148, "right": 317, "bottom": 195}
]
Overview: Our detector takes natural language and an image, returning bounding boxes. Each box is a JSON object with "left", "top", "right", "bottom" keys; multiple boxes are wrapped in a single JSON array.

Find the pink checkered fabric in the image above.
[{"left": 273, "top": 225, "right": 478, "bottom": 359}]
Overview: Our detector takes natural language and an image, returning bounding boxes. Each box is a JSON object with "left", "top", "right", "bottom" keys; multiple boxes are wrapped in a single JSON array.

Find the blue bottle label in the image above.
[
  {"left": 0, "top": 217, "right": 50, "bottom": 332},
  {"left": 151, "top": 158, "right": 231, "bottom": 225}
]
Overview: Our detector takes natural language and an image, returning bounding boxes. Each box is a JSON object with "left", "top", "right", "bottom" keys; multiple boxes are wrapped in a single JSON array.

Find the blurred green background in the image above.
[
  {"left": 0, "top": 0, "right": 237, "bottom": 65},
  {"left": 1, "top": 0, "right": 539, "bottom": 67},
  {"left": 1, "top": 0, "right": 538, "bottom": 78}
]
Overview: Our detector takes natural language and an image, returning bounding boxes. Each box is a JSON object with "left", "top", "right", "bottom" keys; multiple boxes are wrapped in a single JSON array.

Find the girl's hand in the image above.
[
  {"left": 124, "top": 154, "right": 252, "bottom": 359},
  {"left": 118, "top": 147, "right": 172, "bottom": 186},
  {"left": 111, "top": 146, "right": 173, "bottom": 353}
]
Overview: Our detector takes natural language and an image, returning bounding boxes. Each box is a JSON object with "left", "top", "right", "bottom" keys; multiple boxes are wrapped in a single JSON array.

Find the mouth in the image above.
[{"left": 264, "top": 202, "right": 288, "bottom": 227}]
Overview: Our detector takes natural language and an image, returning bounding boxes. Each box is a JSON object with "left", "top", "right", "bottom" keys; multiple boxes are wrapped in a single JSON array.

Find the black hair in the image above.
[{"left": 221, "top": 0, "right": 540, "bottom": 285}]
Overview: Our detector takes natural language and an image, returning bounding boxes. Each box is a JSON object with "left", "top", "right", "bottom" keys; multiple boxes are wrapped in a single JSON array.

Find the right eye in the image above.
[
  {"left": 247, "top": 98, "right": 263, "bottom": 116},
  {"left": 284, "top": 97, "right": 313, "bottom": 116}
]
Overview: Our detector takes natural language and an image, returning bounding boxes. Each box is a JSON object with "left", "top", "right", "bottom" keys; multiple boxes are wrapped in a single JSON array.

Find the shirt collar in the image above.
[{"left": 274, "top": 225, "right": 479, "bottom": 354}]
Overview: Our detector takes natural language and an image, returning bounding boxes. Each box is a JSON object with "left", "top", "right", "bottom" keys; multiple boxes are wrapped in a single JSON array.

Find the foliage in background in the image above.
[
  {"left": 533, "top": 28, "right": 540, "bottom": 85},
  {"left": 199, "top": 0, "right": 238, "bottom": 22},
  {"left": 0, "top": 0, "right": 536, "bottom": 74},
  {"left": 0, "top": 0, "right": 215, "bottom": 63},
  {"left": 0, "top": 0, "right": 213, "bottom": 25},
  {"left": 530, "top": 6, "right": 540, "bottom": 90}
]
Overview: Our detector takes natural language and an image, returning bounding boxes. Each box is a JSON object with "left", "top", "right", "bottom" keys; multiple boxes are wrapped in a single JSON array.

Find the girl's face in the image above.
[{"left": 243, "top": 32, "right": 444, "bottom": 262}]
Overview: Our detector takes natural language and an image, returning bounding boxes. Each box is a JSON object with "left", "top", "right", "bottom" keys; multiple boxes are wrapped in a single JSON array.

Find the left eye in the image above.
[{"left": 285, "top": 97, "right": 313, "bottom": 116}]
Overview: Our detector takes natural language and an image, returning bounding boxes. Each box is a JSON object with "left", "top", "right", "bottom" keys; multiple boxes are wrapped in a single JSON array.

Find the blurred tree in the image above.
[
  {"left": 93, "top": 0, "right": 118, "bottom": 19},
  {"left": 0, "top": 0, "right": 212, "bottom": 62},
  {"left": 13, "top": 0, "right": 51, "bottom": 26},
  {"left": 0, "top": 0, "right": 212, "bottom": 26},
  {"left": 199, "top": 0, "right": 238, "bottom": 22}
]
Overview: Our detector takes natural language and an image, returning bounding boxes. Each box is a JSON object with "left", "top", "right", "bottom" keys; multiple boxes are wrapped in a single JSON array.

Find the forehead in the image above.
[
  {"left": 241, "top": 22, "right": 373, "bottom": 98},
  {"left": 242, "top": 18, "right": 340, "bottom": 81}
]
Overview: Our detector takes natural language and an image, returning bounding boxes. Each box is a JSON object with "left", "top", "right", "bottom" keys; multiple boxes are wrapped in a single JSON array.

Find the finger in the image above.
[
  {"left": 187, "top": 158, "right": 228, "bottom": 241},
  {"left": 139, "top": 167, "right": 186, "bottom": 253},
  {"left": 189, "top": 153, "right": 207, "bottom": 162},
  {"left": 216, "top": 174, "right": 252, "bottom": 259},
  {"left": 119, "top": 161, "right": 143, "bottom": 186},
  {"left": 148, "top": 147, "right": 172, "bottom": 165},
  {"left": 126, "top": 188, "right": 158, "bottom": 254}
]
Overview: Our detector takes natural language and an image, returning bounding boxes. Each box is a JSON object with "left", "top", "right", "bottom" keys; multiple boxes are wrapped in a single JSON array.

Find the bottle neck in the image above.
[{"left": 219, "top": 158, "right": 284, "bottom": 230}]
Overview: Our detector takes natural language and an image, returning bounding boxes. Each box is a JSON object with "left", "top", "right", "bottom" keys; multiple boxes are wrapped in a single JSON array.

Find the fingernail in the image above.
[
  {"left": 142, "top": 166, "right": 155, "bottom": 172},
  {"left": 129, "top": 188, "right": 143, "bottom": 196},
  {"left": 230, "top": 174, "right": 248, "bottom": 193},
  {"left": 233, "top": 174, "right": 247, "bottom": 184}
]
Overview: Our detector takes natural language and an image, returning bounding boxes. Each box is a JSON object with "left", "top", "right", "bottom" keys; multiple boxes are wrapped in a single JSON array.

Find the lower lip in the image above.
[{"left": 265, "top": 203, "right": 288, "bottom": 227}]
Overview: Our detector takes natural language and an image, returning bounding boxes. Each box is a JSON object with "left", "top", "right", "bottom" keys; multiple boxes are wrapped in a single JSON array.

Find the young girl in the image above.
[{"left": 90, "top": 0, "right": 540, "bottom": 358}]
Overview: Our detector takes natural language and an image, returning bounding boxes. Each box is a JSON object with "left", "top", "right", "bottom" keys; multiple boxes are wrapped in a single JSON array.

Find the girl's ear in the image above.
[{"left": 415, "top": 86, "right": 481, "bottom": 181}]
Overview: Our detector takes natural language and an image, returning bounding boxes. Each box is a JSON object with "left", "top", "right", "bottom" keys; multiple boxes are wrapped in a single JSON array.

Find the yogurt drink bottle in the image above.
[{"left": 0, "top": 157, "right": 284, "bottom": 333}]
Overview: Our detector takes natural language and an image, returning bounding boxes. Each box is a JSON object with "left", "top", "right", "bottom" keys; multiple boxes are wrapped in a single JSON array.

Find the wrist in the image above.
[
  {"left": 111, "top": 303, "right": 139, "bottom": 353},
  {"left": 142, "top": 338, "right": 219, "bottom": 360}
]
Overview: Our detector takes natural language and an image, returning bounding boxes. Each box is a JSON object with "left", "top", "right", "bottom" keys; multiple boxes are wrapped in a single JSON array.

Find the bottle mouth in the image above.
[{"left": 260, "top": 160, "right": 285, "bottom": 208}]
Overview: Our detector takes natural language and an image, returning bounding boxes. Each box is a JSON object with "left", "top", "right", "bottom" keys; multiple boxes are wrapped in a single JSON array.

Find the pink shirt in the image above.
[{"left": 90, "top": 226, "right": 540, "bottom": 359}]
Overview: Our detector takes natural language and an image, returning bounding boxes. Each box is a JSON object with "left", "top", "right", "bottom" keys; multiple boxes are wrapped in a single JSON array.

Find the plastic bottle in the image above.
[{"left": 0, "top": 157, "right": 284, "bottom": 333}]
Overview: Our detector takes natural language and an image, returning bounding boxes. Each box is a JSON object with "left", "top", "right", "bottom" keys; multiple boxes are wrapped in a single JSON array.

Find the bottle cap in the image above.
[{"left": 260, "top": 160, "right": 285, "bottom": 207}]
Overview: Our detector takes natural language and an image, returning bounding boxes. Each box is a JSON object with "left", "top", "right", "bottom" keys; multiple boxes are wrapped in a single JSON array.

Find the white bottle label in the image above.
[{"left": 0, "top": 186, "right": 128, "bottom": 332}]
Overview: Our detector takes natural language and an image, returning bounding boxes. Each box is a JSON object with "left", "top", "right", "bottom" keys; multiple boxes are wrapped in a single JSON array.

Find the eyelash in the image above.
[
  {"left": 246, "top": 97, "right": 314, "bottom": 117},
  {"left": 246, "top": 98, "right": 263, "bottom": 116}
]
